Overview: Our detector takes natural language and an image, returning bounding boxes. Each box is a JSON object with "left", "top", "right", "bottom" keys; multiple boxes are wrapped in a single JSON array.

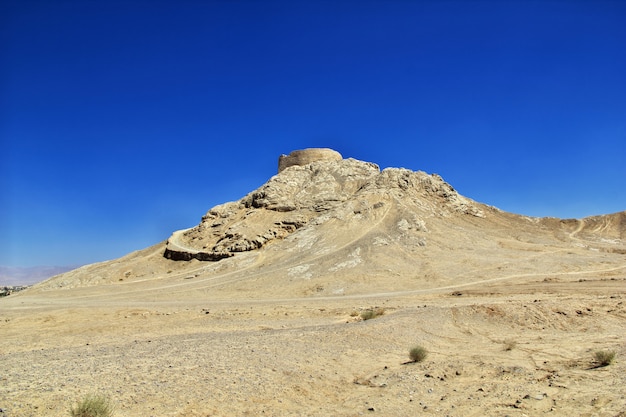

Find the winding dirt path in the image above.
[
  {"left": 166, "top": 228, "right": 197, "bottom": 253},
  {"left": 569, "top": 219, "right": 585, "bottom": 239}
]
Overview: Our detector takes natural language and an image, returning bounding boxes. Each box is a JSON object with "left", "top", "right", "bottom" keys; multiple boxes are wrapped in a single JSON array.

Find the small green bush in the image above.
[
  {"left": 69, "top": 394, "right": 115, "bottom": 417},
  {"left": 595, "top": 350, "right": 616, "bottom": 367},
  {"left": 409, "top": 345, "right": 428, "bottom": 363},
  {"left": 360, "top": 308, "right": 385, "bottom": 321}
]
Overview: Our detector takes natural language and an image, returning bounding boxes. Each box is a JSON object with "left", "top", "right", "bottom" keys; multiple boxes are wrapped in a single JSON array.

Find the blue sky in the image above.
[{"left": 1, "top": 0, "right": 625, "bottom": 268}]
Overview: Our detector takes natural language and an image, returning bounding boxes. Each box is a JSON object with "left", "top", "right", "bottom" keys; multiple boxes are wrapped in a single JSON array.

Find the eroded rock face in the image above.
[
  {"left": 250, "top": 158, "right": 380, "bottom": 212},
  {"left": 164, "top": 150, "right": 484, "bottom": 261}
]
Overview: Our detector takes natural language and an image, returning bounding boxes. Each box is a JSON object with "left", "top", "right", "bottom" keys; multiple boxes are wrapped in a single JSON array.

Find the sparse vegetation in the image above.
[
  {"left": 409, "top": 345, "right": 428, "bottom": 363},
  {"left": 360, "top": 308, "right": 385, "bottom": 321},
  {"left": 595, "top": 350, "right": 616, "bottom": 367},
  {"left": 503, "top": 339, "right": 517, "bottom": 351},
  {"left": 69, "top": 394, "right": 115, "bottom": 417}
]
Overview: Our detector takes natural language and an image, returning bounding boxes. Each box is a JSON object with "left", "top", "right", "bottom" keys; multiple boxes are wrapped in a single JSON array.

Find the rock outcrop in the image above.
[{"left": 164, "top": 150, "right": 484, "bottom": 262}]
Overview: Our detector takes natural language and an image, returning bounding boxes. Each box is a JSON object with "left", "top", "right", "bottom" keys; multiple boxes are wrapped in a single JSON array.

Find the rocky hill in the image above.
[
  {"left": 164, "top": 152, "right": 483, "bottom": 262},
  {"left": 30, "top": 148, "right": 625, "bottom": 298}
]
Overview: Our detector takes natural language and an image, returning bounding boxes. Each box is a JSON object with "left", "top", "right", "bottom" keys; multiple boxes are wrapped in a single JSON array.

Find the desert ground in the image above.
[
  {"left": 1, "top": 153, "right": 625, "bottom": 416},
  {"left": 2, "top": 244, "right": 625, "bottom": 417}
]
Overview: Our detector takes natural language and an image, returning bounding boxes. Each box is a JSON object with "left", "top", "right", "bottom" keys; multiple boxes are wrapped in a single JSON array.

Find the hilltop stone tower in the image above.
[{"left": 278, "top": 148, "right": 343, "bottom": 173}]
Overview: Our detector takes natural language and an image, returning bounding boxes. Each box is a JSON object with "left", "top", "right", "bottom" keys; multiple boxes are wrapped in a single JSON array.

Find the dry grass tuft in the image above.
[
  {"left": 69, "top": 394, "right": 115, "bottom": 417},
  {"left": 360, "top": 308, "right": 385, "bottom": 321},
  {"left": 595, "top": 350, "right": 616, "bottom": 367}
]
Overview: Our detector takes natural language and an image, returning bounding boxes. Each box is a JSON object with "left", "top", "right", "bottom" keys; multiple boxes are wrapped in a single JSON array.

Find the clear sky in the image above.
[{"left": 1, "top": 0, "right": 625, "bottom": 268}]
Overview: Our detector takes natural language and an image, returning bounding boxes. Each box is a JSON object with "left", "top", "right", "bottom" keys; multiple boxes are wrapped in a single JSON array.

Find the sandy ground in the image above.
[{"left": 1, "top": 269, "right": 625, "bottom": 417}]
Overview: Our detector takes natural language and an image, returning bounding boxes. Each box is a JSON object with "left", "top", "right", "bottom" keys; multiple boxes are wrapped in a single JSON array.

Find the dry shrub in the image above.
[
  {"left": 360, "top": 308, "right": 385, "bottom": 321},
  {"left": 69, "top": 394, "right": 115, "bottom": 417},
  {"left": 409, "top": 345, "right": 428, "bottom": 363},
  {"left": 595, "top": 350, "right": 616, "bottom": 367}
]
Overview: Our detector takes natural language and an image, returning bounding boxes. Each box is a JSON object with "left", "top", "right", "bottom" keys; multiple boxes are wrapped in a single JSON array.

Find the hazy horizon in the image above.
[{"left": 0, "top": 265, "right": 80, "bottom": 286}]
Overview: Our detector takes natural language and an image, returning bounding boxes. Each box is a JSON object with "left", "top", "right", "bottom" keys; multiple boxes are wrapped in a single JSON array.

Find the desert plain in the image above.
[{"left": 1, "top": 151, "right": 625, "bottom": 416}]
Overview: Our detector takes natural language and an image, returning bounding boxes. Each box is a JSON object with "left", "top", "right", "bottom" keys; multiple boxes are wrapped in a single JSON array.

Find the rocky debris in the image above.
[
  {"left": 163, "top": 150, "right": 485, "bottom": 262},
  {"left": 0, "top": 285, "right": 29, "bottom": 297}
]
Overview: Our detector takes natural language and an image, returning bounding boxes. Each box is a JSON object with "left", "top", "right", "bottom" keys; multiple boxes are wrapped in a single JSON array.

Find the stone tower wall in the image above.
[{"left": 278, "top": 148, "right": 343, "bottom": 173}]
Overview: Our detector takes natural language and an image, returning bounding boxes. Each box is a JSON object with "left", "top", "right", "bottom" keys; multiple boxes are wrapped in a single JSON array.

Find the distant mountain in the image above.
[{"left": 0, "top": 265, "right": 79, "bottom": 286}]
